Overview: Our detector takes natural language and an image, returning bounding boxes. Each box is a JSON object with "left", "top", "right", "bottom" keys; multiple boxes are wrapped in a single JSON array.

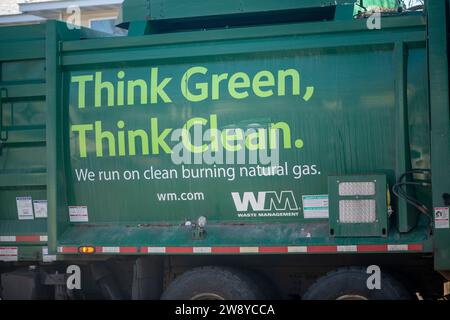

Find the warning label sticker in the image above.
[
  {"left": 0, "top": 247, "right": 18, "bottom": 262},
  {"left": 16, "top": 197, "right": 34, "bottom": 220},
  {"left": 302, "top": 195, "right": 329, "bottom": 219},
  {"left": 69, "top": 206, "right": 89, "bottom": 222},
  {"left": 33, "top": 200, "right": 48, "bottom": 218},
  {"left": 434, "top": 207, "right": 449, "bottom": 229}
]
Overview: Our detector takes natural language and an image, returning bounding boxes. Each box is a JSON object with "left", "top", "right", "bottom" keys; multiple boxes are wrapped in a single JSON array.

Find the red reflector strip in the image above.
[
  {"left": 259, "top": 246, "right": 288, "bottom": 253},
  {"left": 1, "top": 235, "right": 47, "bottom": 242},
  {"left": 408, "top": 244, "right": 423, "bottom": 251},
  {"left": 357, "top": 244, "right": 388, "bottom": 252},
  {"left": 140, "top": 247, "right": 149, "bottom": 253},
  {"left": 16, "top": 235, "right": 41, "bottom": 242},
  {"left": 57, "top": 243, "right": 425, "bottom": 254},
  {"left": 0, "top": 247, "right": 18, "bottom": 262},
  {"left": 59, "top": 246, "right": 78, "bottom": 253},
  {"left": 166, "top": 247, "right": 193, "bottom": 253},
  {"left": 120, "top": 247, "right": 137, "bottom": 253},
  {"left": 307, "top": 246, "right": 338, "bottom": 253}
]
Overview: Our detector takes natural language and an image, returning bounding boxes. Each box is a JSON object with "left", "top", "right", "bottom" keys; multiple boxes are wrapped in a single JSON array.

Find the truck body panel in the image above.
[
  {"left": 0, "top": 24, "right": 49, "bottom": 261},
  {"left": 54, "top": 15, "right": 434, "bottom": 255},
  {"left": 0, "top": 1, "right": 448, "bottom": 288}
]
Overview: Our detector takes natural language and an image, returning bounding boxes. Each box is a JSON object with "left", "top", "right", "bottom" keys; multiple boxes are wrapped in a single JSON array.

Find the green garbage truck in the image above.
[{"left": 0, "top": 0, "right": 449, "bottom": 300}]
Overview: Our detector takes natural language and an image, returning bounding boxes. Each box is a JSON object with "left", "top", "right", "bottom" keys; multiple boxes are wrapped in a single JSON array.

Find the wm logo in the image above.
[{"left": 231, "top": 191, "right": 299, "bottom": 212}]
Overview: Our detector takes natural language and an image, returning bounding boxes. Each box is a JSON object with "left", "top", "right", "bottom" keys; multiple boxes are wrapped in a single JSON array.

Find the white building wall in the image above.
[{"left": 0, "top": 0, "right": 21, "bottom": 16}]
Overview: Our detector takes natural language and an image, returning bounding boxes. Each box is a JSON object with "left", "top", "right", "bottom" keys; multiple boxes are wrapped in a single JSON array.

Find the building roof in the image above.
[
  {"left": 19, "top": 0, "right": 123, "bottom": 19},
  {"left": 0, "top": 0, "right": 21, "bottom": 16},
  {"left": 0, "top": 0, "right": 122, "bottom": 25},
  {"left": 0, "top": 0, "right": 45, "bottom": 25}
]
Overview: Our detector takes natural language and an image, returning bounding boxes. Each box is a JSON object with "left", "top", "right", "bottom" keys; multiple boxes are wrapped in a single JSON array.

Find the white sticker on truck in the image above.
[
  {"left": 16, "top": 197, "right": 34, "bottom": 220},
  {"left": 33, "top": 200, "right": 48, "bottom": 218},
  {"left": 69, "top": 206, "right": 89, "bottom": 222},
  {"left": 0, "top": 247, "right": 18, "bottom": 262},
  {"left": 302, "top": 195, "right": 329, "bottom": 219},
  {"left": 435, "top": 207, "right": 449, "bottom": 229}
]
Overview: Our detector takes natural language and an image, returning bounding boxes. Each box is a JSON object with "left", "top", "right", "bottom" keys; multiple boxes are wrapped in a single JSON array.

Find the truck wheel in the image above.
[
  {"left": 303, "top": 267, "right": 412, "bottom": 300},
  {"left": 244, "top": 271, "right": 280, "bottom": 300},
  {"left": 161, "top": 266, "right": 263, "bottom": 300}
]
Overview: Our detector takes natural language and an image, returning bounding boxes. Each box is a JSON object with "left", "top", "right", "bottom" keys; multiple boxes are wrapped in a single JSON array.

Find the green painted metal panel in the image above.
[
  {"left": 119, "top": 0, "right": 405, "bottom": 32},
  {"left": 427, "top": 0, "right": 450, "bottom": 271},
  {"left": 46, "top": 22, "right": 83, "bottom": 254},
  {"left": 0, "top": 173, "right": 46, "bottom": 188},
  {"left": 0, "top": 41, "right": 46, "bottom": 62},
  {"left": 64, "top": 16, "right": 426, "bottom": 53},
  {"left": 0, "top": 24, "right": 46, "bottom": 40},
  {"left": 66, "top": 49, "right": 396, "bottom": 224},
  {"left": 57, "top": 222, "right": 431, "bottom": 249},
  {"left": 53, "top": 14, "right": 431, "bottom": 252},
  {"left": 147, "top": 0, "right": 347, "bottom": 19},
  {"left": 1, "top": 83, "right": 46, "bottom": 99},
  {"left": 61, "top": 30, "right": 426, "bottom": 67},
  {"left": 121, "top": 0, "right": 354, "bottom": 23},
  {"left": 0, "top": 25, "right": 49, "bottom": 247},
  {"left": 18, "top": 246, "right": 46, "bottom": 261}
]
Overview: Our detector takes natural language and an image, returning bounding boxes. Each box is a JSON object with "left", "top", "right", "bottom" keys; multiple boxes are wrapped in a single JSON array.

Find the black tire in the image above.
[
  {"left": 303, "top": 267, "right": 412, "bottom": 300},
  {"left": 244, "top": 271, "right": 281, "bottom": 300},
  {"left": 161, "top": 266, "right": 263, "bottom": 300}
]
